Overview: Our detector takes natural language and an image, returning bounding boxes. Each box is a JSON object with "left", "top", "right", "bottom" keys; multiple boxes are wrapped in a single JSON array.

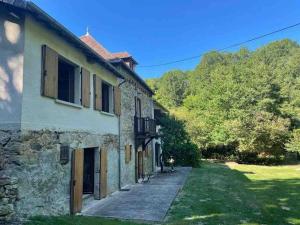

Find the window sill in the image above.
[
  {"left": 100, "top": 111, "right": 115, "bottom": 117},
  {"left": 55, "top": 99, "right": 83, "bottom": 109}
]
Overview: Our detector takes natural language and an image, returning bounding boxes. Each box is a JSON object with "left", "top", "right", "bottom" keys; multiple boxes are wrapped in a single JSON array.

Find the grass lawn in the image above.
[
  {"left": 167, "top": 162, "right": 300, "bottom": 225},
  {"left": 27, "top": 162, "right": 300, "bottom": 225}
]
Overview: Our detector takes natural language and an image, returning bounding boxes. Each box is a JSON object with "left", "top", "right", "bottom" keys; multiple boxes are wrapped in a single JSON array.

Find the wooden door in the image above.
[
  {"left": 100, "top": 148, "right": 108, "bottom": 198},
  {"left": 71, "top": 149, "right": 84, "bottom": 214},
  {"left": 138, "top": 151, "right": 143, "bottom": 179}
]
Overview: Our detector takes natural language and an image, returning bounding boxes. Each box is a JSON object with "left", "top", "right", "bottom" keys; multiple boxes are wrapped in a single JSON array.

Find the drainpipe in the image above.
[{"left": 118, "top": 79, "right": 126, "bottom": 190}]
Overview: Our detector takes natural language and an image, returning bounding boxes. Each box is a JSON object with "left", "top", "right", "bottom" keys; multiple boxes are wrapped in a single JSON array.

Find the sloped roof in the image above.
[
  {"left": 80, "top": 34, "right": 113, "bottom": 59},
  {"left": 80, "top": 35, "right": 133, "bottom": 61},
  {"left": 111, "top": 52, "right": 131, "bottom": 59},
  {"left": 80, "top": 34, "right": 152, "bottom": 95}
]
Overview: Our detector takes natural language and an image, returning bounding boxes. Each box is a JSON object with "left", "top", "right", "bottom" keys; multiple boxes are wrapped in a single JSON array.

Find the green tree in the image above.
[
  {"left": 148, "top": 39, "right": 300, "bottom": 163},
  {"left": 159, "top": 114, "right": 200, "bottom": 167},
  {"left": 155, "top": 70, "right": 189, "bottom": 108},
  {"left": 286, "top": 129, "right": 300, "bottom": 153}
]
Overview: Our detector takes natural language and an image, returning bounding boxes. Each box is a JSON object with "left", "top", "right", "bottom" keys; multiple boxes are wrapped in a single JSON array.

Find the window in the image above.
[
  {"left": 102, "top": 82, "right": 113, "bottom": 113},
  {"left": 135, "top": 97, "right": 141, "bottom": 117},
  {"left": 57, "top": 58, "right": 80, "bottom": 104}
]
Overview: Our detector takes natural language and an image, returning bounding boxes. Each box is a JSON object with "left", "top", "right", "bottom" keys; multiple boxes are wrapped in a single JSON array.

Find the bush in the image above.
[
  {"left": 237, "top": 151, "right": 285, "bottom": 165},
  {"left": 201, "top": 143, "right": 237, "bottom": 160},
  {"left": 159, "top": 114, "right": 201, "bottom": 167}
]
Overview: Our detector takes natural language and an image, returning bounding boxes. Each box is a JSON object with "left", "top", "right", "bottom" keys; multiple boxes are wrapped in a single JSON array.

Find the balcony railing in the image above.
[{"left": 134, "top": 116, "right": 156, "bottom": 138}]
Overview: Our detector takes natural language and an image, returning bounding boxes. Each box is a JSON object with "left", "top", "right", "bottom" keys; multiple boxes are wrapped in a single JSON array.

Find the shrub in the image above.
[
  {"left": 201, "top": 143, "right": 237, "bottom": 160},
  {"left": 159, "top": 114, "right": 201, "bottom": 167},
  {"left": 237, "top": 151, "right": 285, "bottom": 165}
]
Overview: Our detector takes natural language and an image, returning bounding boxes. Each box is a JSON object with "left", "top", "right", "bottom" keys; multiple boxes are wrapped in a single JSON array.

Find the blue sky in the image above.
[{"left": 32, "top": 0, "right": 300, "bottom": 79}]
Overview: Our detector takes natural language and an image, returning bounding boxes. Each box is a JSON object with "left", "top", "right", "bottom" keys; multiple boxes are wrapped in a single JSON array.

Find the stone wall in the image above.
[
  {"left": 120, "top": 80, "right": 136, "bottom": 187},
  {"left": 118, "top": 66, "right": 155, "bottom": 187},
  {"left": 0, "top": 129, "right": 119, "bottom": 224},
  {"left": 0, "top": 176, "right": 18, "bottom": 224}
]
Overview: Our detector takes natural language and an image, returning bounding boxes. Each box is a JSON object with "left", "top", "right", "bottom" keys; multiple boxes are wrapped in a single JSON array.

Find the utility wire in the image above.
[{"left": 139, "top": 22, "right": 300, "bottom": 68}]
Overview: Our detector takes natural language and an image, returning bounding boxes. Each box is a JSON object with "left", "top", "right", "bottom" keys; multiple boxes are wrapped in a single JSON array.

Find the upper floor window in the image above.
[
  {"left": 93, "top": 75, "right": 119, "bottom": 115},
  {"left": 102, "top": 82, "right": 113, "bottom": 113},
  {"left": 57, "top": 58, "right": 80, "bottom": 104},
  {"left": 42, "top": 45, "right": 91, "bottom": 107},
  {"left": 135, "top": 97, "right": 141, "bottom": 118}
]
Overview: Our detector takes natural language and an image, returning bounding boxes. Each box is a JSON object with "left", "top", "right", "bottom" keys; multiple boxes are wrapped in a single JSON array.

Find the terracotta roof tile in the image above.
[
  {"left": 80, "top": 34, "right": 113, "bottom": 60},
  {"left": 110, "top": 52, "right": 131, "bottom": 59},
  {"left": 80, "top": 34, "right": 135, "bottom": 62}
]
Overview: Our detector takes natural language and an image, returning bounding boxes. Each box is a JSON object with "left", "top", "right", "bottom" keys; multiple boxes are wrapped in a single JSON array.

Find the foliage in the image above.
[
  {"left": 158, "top": 114, "right": 201, "bottom": 167},
  {"left": 147, "top": 70, "right": 189, "bottom": 108},
  {"left": 231, "top": 111, "right": 290, "bottom": 157},
  {"left": 286, "top": 129, "right": 300, "bottom": 153},
  {"left": 148, "top": 39, "right": 300, "bottom": 163}
]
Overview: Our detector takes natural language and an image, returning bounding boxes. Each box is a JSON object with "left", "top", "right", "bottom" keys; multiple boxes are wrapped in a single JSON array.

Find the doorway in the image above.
[
  {"left": 155, "top": 143, "right": 160, "bottom": 167},
  {"left": 136, "top": 148, "right": 143, "bottom": 181},
  {"left": 71, "top": 147, "right": 99, "bottom": 214},
  {"left": 83, "top": 148, "right": 95, "bottom": 194}
]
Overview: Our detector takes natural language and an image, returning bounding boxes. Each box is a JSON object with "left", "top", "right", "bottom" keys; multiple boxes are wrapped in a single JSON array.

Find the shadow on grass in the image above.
[
  {"left": 166, "top": 162, "right": 300, "bottom": 225},
  {"left": 26, "top": 215, "right": 144, "bottom": 225}
]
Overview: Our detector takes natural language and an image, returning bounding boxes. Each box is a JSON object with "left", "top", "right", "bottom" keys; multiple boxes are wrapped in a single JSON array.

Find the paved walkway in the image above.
[{"left": 81, "top": 167, "right": 192, "bottom": 222}]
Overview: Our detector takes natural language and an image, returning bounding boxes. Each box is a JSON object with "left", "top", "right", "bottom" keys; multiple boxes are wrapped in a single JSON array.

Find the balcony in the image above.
[{"left": 134, "top": 116, "right": 157, "bottom": 139}]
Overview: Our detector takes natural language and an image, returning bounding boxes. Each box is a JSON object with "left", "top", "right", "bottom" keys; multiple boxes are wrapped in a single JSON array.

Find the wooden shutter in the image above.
[
  {"left": 114, "top": 86, "right": 121, "bottom": 116},
  {"left": 100, "top": 148, "right": 107, "bottom": 198},
  {"left": 93, "top": 75, "right": 102, "bottom": 111},
  {"left": 70, "top": 149, "right": 84, "bottom": 214},
  {"left": 41, "top": 45, "right": 58, "bottom": 98},
  {"left": 81, "top": 68, "right": 90, "bottom": 107},
  {"left": 125, "top": 145, "right": 131, "bottom": 164}
]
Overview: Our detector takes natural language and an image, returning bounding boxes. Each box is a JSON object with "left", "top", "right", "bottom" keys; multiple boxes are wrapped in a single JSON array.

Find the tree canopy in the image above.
[{"left": 147, "top": 39, "right": 300, "bottom": 161}]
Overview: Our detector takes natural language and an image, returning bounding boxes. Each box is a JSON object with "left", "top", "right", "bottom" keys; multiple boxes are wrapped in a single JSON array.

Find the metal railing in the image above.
[{"left": 134, "top": 116, "right": 156, "bottom": 137}]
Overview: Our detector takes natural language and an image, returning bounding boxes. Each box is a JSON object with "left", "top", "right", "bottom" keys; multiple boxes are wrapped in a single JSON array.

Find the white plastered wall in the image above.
[
  {"left": 21, "top": 15, "right": 119, "bottom": 134},
  {"left": 0, "top": 8, "right": 24, "bottom": 130}
]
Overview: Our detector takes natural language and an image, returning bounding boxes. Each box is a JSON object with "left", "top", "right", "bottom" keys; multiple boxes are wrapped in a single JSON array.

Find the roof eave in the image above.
[
  {"left": 0, "top": 0, "right": 124, "bottom": 79},
  {"left": 110, "top": 59, "right": 154, "bottom": 95}
]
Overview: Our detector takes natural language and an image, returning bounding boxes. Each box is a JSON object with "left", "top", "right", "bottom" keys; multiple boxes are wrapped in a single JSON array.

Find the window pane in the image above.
[
  {"left": 102, "top": 82, "right": 110, "bottom": 112},
  {"left": 58, "top": 59, "right": 75, "bottom": 103}
]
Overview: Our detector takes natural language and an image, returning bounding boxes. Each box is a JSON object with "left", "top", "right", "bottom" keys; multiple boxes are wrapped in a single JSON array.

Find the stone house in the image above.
[{"left": 0, "top": 1, "right": 159, "bottom": 223}]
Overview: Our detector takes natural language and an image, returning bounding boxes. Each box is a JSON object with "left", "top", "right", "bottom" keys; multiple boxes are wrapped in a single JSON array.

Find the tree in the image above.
[
  {"left": 159, "top": 114, "right": 200, "bottom": 167},
  {"left": 155, "top": 70, "right": 189, "bottom": 108},
  {"left": 286, "top": 129, "right": 300, "bottom": 153},
  {"left": 147, "top": 39, "right": 300, "bottom": 163}
]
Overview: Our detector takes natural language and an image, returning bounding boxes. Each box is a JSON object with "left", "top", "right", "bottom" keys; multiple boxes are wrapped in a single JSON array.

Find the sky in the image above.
[{"left": 32, "top": 0, "right": 300, "bottom": 79}]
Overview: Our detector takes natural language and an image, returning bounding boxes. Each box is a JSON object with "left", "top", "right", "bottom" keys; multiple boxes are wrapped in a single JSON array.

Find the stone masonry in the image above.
[
  {"left": 119, "top": 66, "right": 155, "bottom": 187},
  {"left": 0, "top": 129, "right": 119, "bottom": 224}
]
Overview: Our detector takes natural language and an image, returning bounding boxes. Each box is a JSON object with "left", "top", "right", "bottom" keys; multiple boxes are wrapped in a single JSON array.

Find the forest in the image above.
[{"left": 147, "top": 39, "right": 300, "bottom": 164}]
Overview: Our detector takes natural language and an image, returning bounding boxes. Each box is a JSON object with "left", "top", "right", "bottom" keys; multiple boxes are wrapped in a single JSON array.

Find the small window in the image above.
[
  {"left": 102, "top": 82, "right": 113, "bottom": 113},
  {"left": 135, "top": 97, "right": 141, "bottom": 117},
  {"left": 57, "top": 58, "right": 80, "bottom": 104}
]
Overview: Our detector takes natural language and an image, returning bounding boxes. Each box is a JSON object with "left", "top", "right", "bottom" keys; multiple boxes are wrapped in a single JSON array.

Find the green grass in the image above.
[
  {"left": 27, "top": 162, "right": 300, "bottom": 225},
  {"left": 26, "top": 215, "right": 141, "bottom": 225},
  {"left": 166, "top": 162, "right": 300, "bottom": 225}
]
